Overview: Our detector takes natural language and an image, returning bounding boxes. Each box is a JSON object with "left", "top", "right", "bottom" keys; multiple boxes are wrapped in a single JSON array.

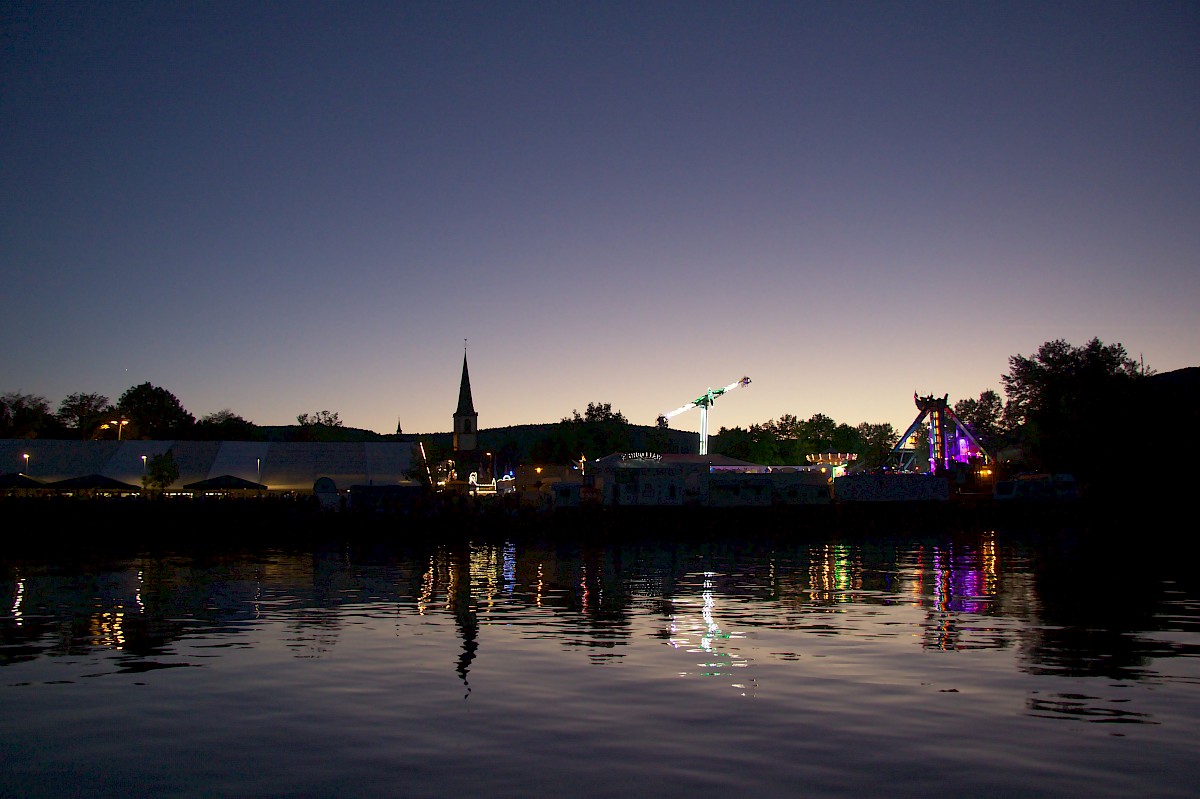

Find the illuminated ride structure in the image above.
[
  {"left": 657, "top": 377, "right": 751, "bottom": 456},
  {"left": 890, "top": 393, "right": 992, "bottom": 474}
]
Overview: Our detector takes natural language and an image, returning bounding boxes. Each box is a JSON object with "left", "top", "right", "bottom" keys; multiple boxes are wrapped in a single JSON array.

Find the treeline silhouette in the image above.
[{"left": 4, "top": 339, "right": 1197, "bottom": 488}]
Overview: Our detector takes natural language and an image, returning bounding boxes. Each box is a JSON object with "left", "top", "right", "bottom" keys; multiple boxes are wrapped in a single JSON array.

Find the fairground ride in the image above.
[
  {"left": 657, "top": 377, "right": 751, "bottom": 456},
  {"left": 889, "top": 393, "right": 992, "bottom": 473}
]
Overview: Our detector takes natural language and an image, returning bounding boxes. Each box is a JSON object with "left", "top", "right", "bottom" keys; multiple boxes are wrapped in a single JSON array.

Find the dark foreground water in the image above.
[{"left": 2, "top": 523, "right": 1198, "bottom": 797}]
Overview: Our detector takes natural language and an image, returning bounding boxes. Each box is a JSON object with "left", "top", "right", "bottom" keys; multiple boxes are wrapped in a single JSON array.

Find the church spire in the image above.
[
  {"left": 456, "top": 349, "right": 475, "bottom": 416},
  {"left": 453, "top": 343, "right": 478, "bottom": 454}
]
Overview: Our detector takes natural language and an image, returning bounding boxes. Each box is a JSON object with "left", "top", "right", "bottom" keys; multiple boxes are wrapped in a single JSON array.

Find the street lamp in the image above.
[
  {"left": 22, "top": 453, "right": 29, "bottom": 475},
  {"left": 141, "top": 454, "right": 147, "bottom": 478},
  {"left": 110, "top": 419, "right": 129, "bottom": 440}
]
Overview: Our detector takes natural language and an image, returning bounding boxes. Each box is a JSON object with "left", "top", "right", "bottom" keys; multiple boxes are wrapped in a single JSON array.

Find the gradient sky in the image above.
[{"left": 3, "top": 1, "right": 1197, "bottom": 437}]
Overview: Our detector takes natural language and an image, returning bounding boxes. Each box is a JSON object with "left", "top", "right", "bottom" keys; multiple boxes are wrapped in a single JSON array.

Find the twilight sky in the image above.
[{"left": 3, "top": 1, "right": 1197, "bottom": 437}]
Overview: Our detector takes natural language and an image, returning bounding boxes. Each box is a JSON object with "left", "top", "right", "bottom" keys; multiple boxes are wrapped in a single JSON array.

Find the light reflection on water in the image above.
[{"left": 2, "top": 529, "right": 1199, "bottom": 797}]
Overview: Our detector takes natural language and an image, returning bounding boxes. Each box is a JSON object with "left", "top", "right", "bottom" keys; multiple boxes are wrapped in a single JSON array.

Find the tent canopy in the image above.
[
  {"left": 183, "top": 474, "right": 267, "bottom": 490},
  {"left": 0, "top": 472, "right": 44, "bottom": 489},
  {"left": 48, "top": 474, "right": 141, "bottom": 491}
]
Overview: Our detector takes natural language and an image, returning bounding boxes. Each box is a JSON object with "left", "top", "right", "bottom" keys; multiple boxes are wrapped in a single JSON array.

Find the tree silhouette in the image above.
[
  {"left": 0, "top": 391, "right": 55, "bottom": 438},
  {"left": 1000, "top": 338, "right": 1144, "bottom": 478},
  {"left": 952, "top": 389, "right": 1005, "bottom": 446},
  {"left": 118, "top": 383, "right": 195, "bottom": 439},
  {"left": 144, "top": 450, "right": 179, "bottom": 491},
  {"left": 297, "top": 410, "right": 342, "bottom": 427},
  {"left": 57, "top": 392, "right": 113, "bottom": 438},
  {"left": 195, "top": 409, "right": 260, "bottom": 441}
]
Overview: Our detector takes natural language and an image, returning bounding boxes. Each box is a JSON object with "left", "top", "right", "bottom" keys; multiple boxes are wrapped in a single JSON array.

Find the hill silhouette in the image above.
[{"left": 255, "top": 422, "right": 700, "bottom": 462}]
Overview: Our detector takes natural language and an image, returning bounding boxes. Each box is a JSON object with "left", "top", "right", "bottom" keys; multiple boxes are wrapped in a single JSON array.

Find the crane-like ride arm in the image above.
[{"left": 657, "top": 376, "right": 751, "bottom": 455}]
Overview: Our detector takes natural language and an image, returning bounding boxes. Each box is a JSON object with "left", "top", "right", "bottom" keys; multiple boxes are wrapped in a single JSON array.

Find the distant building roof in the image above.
[
  {"left": 592, "top": 453, "right": 765, "bottom": 469},
  {"left": 661, "top": 454, "right": 763, "bottom": 467}
]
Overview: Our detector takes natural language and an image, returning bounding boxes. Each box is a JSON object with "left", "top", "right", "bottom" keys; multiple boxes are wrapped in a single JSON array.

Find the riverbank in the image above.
[{"left": 1, "top": 492, "right": 1174, "bottom": 561}]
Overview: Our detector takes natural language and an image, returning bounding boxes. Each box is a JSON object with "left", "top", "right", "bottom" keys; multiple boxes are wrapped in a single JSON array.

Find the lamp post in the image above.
[
  {"left": 141, "top": 454, "right": 147, "bottom": 479},
  {"left": 23, "top": 453, "right": 29, "bottom": 475},
  {"left": 110, "top": 419, "right": 129, "bottom": 440},
  {"left": 257, "top": 458, "right": 261, "bottom": 485}
]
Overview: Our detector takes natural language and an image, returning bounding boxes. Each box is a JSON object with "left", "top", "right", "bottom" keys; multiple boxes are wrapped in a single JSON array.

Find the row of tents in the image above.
[
  {"left": 1, "top": 440, "right": 417, "bottom": 493},
  {"left": 0, "top": 472, "right": 268, "bottom": 493}
]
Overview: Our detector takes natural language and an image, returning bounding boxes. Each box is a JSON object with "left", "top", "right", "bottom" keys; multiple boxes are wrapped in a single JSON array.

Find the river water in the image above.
[{"left": 2, "top": 524, "right": 1198, "bottom": 797}]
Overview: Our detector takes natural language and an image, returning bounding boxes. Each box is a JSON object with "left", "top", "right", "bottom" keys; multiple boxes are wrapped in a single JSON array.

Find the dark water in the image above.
[{"left": 2, "top": 526, "right": 1198, "bottom": 797}]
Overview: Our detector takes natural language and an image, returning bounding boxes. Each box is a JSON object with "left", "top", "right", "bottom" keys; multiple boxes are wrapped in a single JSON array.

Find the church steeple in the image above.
[
  {"left": 456, "top": 351, "right": 475, "bottom": 416},
  {"left": 453, "top": 346, "right": 478, "bottom": 453}
]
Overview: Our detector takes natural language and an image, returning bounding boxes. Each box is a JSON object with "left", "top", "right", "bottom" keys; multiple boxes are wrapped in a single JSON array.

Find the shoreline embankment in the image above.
[{"left": 0, "top": 492, "right": 1174, "bottom": 562}]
